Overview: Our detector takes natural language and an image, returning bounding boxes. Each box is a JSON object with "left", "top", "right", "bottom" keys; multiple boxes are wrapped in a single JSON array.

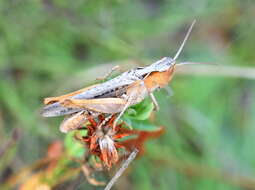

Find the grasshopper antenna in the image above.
[
  {"left": 177, "top": 62, "right": 217, "bottom": 66},
  {"left": 173, "top": 19, "right": 196, "bottom": 61}
]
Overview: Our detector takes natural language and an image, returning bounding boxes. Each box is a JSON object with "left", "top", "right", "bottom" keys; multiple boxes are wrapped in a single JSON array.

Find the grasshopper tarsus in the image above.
[{"left": 96, "top": 65, "right": 120, "bottom": 81}]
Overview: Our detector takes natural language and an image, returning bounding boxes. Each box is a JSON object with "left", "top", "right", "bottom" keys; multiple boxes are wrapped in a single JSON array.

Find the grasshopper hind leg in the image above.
[{"left": 60, "top": 111, "right": 98, "bottom": 133}]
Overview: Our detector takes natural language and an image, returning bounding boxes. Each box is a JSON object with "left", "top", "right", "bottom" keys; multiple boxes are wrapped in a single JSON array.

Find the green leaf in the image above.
[
  {"left": 124, "top": 98, "right": 154, "bottom": 120},
  {"left": 123, "top": 117, "right": 160, "bottom": 132},
  {"left": 64, "top": 131, "right": 85, "bottom": 158}
]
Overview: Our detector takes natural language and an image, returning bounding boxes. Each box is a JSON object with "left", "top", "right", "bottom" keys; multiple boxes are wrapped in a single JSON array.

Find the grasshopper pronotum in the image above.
[{"left": 42, "top": 20, "right": 200, "bottom": 132}]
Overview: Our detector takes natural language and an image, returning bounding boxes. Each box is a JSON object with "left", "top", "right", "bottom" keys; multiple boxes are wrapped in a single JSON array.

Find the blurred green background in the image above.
[{"left": 1, "top": 0, "right": 255, "bottom": 189}]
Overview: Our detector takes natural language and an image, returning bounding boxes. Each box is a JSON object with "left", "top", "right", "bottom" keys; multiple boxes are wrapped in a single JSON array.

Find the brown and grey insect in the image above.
[{"left": 42, "top": 20, "right": 206, "bottom": 132}]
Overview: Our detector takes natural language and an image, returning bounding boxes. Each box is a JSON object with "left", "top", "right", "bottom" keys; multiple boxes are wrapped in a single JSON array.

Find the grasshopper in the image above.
[{"left": 42, "top": 20, "right": 198, "bottom": 132}]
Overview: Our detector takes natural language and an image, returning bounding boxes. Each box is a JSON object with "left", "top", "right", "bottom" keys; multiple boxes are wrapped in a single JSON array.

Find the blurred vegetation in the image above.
[{"left": 1, "top": 0, "right": 255, "bottom": 189}]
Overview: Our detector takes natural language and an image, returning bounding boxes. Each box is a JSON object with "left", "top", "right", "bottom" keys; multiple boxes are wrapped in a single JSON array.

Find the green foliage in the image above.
[
  {"left": 121, "top": 97, "right": 162, "bottom": 132},
  {"left": 125, "top": 98, "right": 154, "bottom": 120},
  {"left": 64, "top": 131, "right": 85, "bottom": 158},
  {"left": 123, "top": 98, "right": 161, "bottom": 131}
]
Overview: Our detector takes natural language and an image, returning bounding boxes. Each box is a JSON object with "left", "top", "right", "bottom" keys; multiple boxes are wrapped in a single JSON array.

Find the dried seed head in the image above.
[
  {"left": 81, "top": 114, "right": 130, "bottom": 169},
  {"left": 79, "top": 113, "right": 165, "bottom": 170},
  {"left": 99, "top": 135, "right": 118, "bottom": 169}
]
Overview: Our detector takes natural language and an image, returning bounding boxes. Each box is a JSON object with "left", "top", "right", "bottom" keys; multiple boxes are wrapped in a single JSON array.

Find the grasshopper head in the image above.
[
  {"left": 135, "top": 21, "right": 195, "bottom": 77},
  {"left": 153, "top": 57, "right": 175, "bottom": 72}
]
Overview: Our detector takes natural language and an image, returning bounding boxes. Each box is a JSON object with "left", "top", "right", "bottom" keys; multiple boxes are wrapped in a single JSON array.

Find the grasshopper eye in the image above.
[{"left": 154, "top": 57, "right": 173, "bottom": 72}]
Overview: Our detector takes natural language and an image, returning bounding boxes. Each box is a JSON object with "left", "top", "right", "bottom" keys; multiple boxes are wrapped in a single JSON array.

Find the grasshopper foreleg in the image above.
[{"left": 141, "top": 79, "right": 160, "bottom": 111}]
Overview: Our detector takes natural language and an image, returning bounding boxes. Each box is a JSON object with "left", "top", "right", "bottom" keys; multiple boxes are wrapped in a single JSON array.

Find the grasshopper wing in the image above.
[
  {"left": 41, "top": 66, "right": 149, "bottom": 117},
  {"left": 44, "top": 84, "right": 99, "bottom": 105},
  {"left": 41, "top": 102, "right": 82, "bottom": 117},
  {"left": 60, "top": 98, "right": 127, "bottom": 114},
  {"left": 41, "top": 84, "right": 100, "bottom": 117}
]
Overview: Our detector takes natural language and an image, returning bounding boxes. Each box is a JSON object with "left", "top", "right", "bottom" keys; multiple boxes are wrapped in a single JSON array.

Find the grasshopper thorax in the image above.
[{"left": 153, "top": 57, "right": 175, "bottom": 72}]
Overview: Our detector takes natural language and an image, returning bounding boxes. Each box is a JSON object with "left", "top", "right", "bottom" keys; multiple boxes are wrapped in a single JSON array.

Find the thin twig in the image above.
[{"left": 104, "top": 148, "right": 138, "bottom": 190}]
